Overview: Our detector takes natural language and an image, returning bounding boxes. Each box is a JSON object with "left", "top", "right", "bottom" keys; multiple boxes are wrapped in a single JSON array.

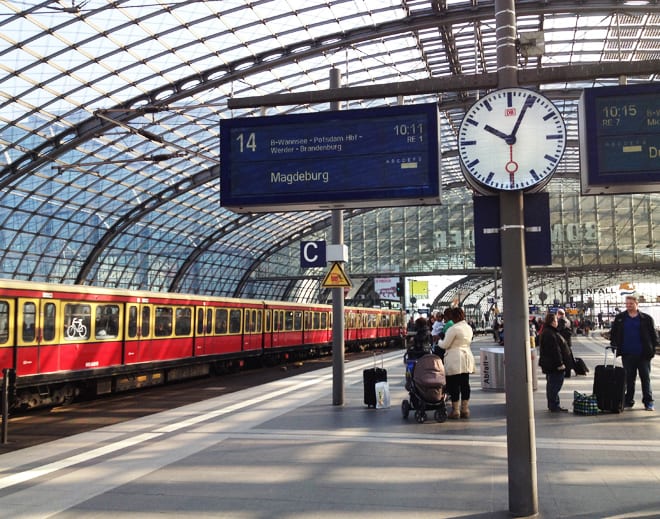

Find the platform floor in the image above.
[{"left": 0, "top": 334, "right": 659, "bottom": 519}]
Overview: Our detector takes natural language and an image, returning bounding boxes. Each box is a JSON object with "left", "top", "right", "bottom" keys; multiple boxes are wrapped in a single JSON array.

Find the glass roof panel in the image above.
[{"left": 0, "top": 0, "right": 657, "bottom": 300}]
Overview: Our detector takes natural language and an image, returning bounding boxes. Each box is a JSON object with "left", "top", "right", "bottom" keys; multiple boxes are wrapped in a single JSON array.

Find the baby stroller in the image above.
[{"left": 402, "top": 353, "right": 448, "bottom": 423}]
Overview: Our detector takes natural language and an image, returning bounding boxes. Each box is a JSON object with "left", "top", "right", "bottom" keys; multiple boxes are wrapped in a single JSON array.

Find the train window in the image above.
[
  {"left": 293, "top": 311, "right": 303, "bottom": 331},
  {"left": 320, "top": 312, "right": 327, "bottom": 330},
  {"left": 128, "top": 306, "right": 138, "bottom": 338},
  {"left": 273, "top": 310, "right": 282, "bottom": 332},
  {"left": 229, "top": 309, "right": 241, "bottom": 333},
  {"left": 279, "top": 310, "right": 285, "bottom": 331},
  {"left": 155, "top": 307, "right": 173, "bottom": 337},
  {"left": 304, "top": 311, "right": 312, "bottom": 329},
  {"left": 0, "top": 301, "right": 8, "bottom": 344},
  {"left": 244, "top": 310, "right": 254, "bottom": 333},
  {"left": 141, "top": 306, "right": 151, "bottom": 337},
  {"left": 64, "top": 303, "right": 91, "bottom": 340},
  {"left": 22, "top": 302, "right": 37, "bottom": 342},
  {"left": 95, "top": 305, "right": 119, "bottom": 339},
  {"left": 43, "top": 302, "right": 56, "bottom": 341},
  {"left": 206, "top": 308, "right": 212, "bottom": 334},
  {"left": 284, "top": 311, "right": 293, "bottom": 331},
  {"left": 313, "top": 312, "right": 320, "bottom": 330},
  {"left": 175, "top": 307, "right": 192, "bottom": 336},
  {"left": 255, "top": 310, "right": 262, "bottom": 333},
  {"left": 197, "top": 308, "right": 205, "bottom": 334},
  {"left": 215, "top": 308, "right": 228, "bottom": 334},
  {"left": 264, "top": 310, "right": 271, "bottom": 333}
]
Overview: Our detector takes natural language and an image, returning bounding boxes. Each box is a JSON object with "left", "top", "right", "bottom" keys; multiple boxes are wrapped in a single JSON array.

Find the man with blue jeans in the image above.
[{"left": 610, "top": 295, "right": 659, "bottom": 411}]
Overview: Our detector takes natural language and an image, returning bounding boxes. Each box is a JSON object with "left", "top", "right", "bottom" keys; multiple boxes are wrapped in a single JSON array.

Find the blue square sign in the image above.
[{"left": 301, "top": 241, "right": 326, "bottom": 268}]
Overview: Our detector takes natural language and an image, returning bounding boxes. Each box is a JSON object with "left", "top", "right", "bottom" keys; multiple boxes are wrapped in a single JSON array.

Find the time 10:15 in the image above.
[{"left": 601, "top": 104, "right": 638, "bottom": 119}]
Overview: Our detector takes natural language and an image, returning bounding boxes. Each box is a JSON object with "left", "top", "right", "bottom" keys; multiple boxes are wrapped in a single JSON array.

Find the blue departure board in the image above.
[
  {"left": 220, "top": 104, "right": 440, "bottom": 212},
  {"left": 579, "top": 83, "right": 660, "bottom": 195}
]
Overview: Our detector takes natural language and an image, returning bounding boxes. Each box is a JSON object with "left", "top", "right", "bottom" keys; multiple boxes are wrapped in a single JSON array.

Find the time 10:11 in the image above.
[{"left": 394, "top": 123, "right": 424, "bottom": 136}]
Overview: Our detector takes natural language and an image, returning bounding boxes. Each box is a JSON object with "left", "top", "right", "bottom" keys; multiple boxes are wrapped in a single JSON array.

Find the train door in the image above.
[
  {"left": 271, "top": 310, "right": 281, "bottom": 348},
  {"left": 124, "top": 302, "right": 149, "bottom": 364},
  {"left": 263, "top": 309, "right": 272, "bottom": 349},
  {"left": 0, "top": 298, "right": 15, "bottom": 375},
  {"left": 195, "top": 306, "right": 213, "bottom": 355},
  {"left": 243, "top": 308, "right": 262, "bottom": 351},
  {"left": 16, "top": 297, "right": 60, "bottom": 375}
]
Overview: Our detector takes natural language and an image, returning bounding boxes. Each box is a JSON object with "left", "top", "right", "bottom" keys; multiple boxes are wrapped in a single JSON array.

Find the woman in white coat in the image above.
[{"left": 437, "top": 307, "right": 475, "bottom": 418}]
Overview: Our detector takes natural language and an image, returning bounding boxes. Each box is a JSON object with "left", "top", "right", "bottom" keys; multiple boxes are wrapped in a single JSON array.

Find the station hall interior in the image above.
[{"left": 0, "top": 0, "right": 658, "bottom": 314}]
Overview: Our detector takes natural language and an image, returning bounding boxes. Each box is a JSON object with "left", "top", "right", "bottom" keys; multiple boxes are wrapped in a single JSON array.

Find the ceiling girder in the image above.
[{"left": 228, "top": 59, "right": 660, "bottom": 108}]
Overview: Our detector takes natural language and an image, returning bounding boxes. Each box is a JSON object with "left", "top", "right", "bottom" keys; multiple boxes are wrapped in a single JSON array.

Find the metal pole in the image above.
[
  {"left": 2, "top": 368, "right": 9, "bottom": 444},
  {"left": 329, "top": 67, "right": 345, "bottom": 406},
  {"left": 495, "top": 1, "right": 539, "bottom": 516}
]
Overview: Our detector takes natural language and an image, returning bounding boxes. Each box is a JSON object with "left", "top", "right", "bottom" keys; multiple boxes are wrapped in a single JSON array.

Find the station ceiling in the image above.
[{"left": 0, "top": 0, "right": 658, "bottom": 301}]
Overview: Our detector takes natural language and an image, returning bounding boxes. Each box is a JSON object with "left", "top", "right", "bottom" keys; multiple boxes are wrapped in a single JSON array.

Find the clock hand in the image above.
[
  {"left": 505, "top": 145, "right": 518, "bottom": 187},
  {"left": 484, "top": 124, "right": 510, "bottom": 141},
  {"left": 508, "top": 95, "right": 536, "bottom": 143}
]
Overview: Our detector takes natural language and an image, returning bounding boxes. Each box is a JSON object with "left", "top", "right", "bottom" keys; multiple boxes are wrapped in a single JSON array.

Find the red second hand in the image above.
[{"left": 505, "top": 145, "right": 518, "bottom": 186}]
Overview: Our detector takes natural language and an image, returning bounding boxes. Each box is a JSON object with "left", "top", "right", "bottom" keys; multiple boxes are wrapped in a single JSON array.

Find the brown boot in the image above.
[
  {"left": 460, "top": 400, "right": 470, "bottom": 419},
  {"left": 448, "top": 401, "right": 460, "bottom": 419}
]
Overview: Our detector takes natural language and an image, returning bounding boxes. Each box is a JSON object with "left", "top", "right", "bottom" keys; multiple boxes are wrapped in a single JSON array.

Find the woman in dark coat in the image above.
[{"left": 538, "top": 312, "right": 571, "bottom": 412}]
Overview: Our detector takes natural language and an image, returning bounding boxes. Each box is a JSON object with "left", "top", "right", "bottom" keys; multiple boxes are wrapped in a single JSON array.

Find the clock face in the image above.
[{"left": 458, "top": 88, "right": 567, "bottom": 192}]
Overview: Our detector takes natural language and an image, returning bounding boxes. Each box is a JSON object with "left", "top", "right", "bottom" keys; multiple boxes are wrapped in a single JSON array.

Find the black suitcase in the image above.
[
  {"left": 574, "top": 357, "right": 589, "bottom": 375},
  {"left": 364, "top": 354, "right": 387, "bottom": 408},
  {"left": 593, "top": 347, "right": 625, "bottom": 413}
]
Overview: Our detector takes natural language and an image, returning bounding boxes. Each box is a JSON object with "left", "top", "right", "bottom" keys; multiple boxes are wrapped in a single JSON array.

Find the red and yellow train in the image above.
[{"left": 0, "top": 279, "right": 404, "bottom": 409}]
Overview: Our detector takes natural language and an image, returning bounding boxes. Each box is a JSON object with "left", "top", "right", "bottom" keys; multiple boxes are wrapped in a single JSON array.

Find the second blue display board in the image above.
[{"left": 579, "top": 83, "right": 660, "bottom": 195}]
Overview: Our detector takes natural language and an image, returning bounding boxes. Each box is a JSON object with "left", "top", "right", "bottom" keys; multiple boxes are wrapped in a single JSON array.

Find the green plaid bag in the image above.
[{"left": 573, "top": 391, "right": 599, "bottom": 415}]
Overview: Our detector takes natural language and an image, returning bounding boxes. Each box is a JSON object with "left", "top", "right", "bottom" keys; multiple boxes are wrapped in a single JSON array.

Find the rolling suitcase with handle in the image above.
[
  {"left": 363, "top": 353, "right": 387, "bottom": 408},
  {"left": 592, "top": 346, "right": 625, "bottom": 413},
  {"left": 574, "top": 356, "right": 589, "bottom": 375}
]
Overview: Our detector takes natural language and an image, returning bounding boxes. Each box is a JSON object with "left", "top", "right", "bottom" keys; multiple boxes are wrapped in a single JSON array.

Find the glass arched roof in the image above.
[{"left": 0, "top": 0, "right": 658, "bottom": 299}]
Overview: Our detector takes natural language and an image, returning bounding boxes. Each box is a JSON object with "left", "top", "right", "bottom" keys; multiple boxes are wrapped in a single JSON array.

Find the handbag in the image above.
[
  {"left": 375, "top": 381, "right": 390, "bottom": 409},
  {"left": 573, "top": 390, "right": 599, "bottom": 415}
]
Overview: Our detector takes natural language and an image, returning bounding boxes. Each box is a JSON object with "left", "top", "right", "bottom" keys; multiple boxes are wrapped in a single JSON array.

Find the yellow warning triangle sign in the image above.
[{"left": 321, "top": 262, "right": 352, "bottom": 288}]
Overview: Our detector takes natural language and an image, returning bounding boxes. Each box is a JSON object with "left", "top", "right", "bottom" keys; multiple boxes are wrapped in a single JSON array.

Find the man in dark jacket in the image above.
[
  {"left": 610, "top": 295, "right": 659, "bottom": 411},
  {"left": 539, "top": 312, "right": 571, "bottom": 412},
  {"left": 556, "top": 308, "right": 575, "bottom": 377}
]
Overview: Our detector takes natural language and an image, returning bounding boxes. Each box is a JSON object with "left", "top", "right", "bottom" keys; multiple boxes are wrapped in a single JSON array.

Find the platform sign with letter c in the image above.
[{"left": 301, "top": 241, "right": 326, "bottom": 268}]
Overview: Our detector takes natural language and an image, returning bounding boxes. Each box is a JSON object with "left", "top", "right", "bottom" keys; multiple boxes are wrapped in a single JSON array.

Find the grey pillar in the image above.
[
  {"left": 329, "top": 68, "right": 345, "bottom": 406},
  {"left": 495, "top": 1, "right": 539, "bottom": 516}
]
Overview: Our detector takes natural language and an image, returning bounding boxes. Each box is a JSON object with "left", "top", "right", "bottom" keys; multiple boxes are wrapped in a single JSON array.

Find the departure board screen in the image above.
[
  {"left": 579, "top": 83, "right": 660, "bottom": 195},
  {"left": 220, "top": 104, "right": 440, "bottom": 212}
]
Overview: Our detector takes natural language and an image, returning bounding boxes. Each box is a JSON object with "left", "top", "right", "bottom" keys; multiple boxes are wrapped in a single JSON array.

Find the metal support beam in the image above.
[{"left": 228, "top": 59, "right": 660, "bottom": 109}]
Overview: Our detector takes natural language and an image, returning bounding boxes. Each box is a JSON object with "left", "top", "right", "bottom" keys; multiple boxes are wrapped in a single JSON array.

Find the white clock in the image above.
[{"left": 458, "top": 87, "right": 567, "bottom": 193}]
